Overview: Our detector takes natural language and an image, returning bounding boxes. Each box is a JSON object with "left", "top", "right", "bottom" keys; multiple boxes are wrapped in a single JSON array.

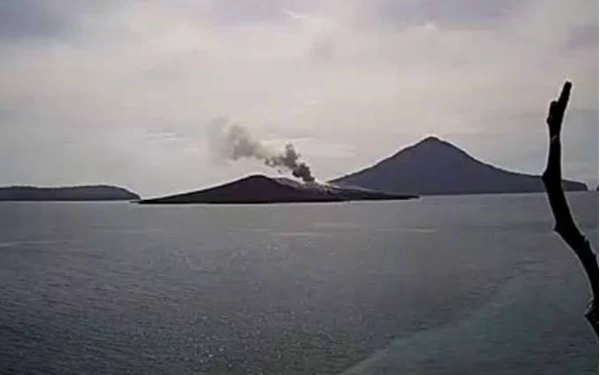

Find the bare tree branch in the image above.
[{"left": 541, "top": 81, "right": 598, "bottom": 337}]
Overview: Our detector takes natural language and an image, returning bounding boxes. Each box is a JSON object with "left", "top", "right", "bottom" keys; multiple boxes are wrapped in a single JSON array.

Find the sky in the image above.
[{"left": 0, "top": 0, "right": 597, "bottom": 196}]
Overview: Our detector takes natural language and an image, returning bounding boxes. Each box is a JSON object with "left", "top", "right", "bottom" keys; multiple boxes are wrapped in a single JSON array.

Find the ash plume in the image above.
[{"left": 208, "top": 118, "right": 316, "bottom": 182}]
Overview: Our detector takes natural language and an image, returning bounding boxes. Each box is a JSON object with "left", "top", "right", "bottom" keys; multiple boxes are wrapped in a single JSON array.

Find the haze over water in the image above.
[{"left": 0, "top": 193, "right": 597, "bottom": 374}]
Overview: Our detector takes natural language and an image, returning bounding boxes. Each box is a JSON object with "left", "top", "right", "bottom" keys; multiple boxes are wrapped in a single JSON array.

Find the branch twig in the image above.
[{"left": 541, "top": 81, "right": 598, "bottom": 337}]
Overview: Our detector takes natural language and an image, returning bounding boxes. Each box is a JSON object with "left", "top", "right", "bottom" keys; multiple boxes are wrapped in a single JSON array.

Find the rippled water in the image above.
[{"left": 0, "top": 193, "right": 597, "bottom": 374}]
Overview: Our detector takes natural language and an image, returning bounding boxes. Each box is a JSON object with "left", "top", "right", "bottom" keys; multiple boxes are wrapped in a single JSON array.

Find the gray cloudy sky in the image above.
[{"left": 0, "top": 0, "right": 597, "bottom": 196}]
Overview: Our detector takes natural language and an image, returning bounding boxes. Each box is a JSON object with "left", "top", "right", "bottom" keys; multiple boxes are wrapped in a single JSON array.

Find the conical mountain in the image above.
[{"left": 330, "top": 136, "right": 587, "bottom": 195}]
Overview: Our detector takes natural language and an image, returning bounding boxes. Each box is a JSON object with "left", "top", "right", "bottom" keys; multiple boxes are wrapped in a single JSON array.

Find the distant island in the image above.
[
  {"left": 0, "top": 185, "right": 140, "bottom": 201},
  {"left": 3, "top": 137, "right": 588, "bottom": 203},
  {"left": 331, "top": 136, "right": 587, "bottom": 195},
  {"left": 138, "top": 175, "right": 418, "bottom": 204}
]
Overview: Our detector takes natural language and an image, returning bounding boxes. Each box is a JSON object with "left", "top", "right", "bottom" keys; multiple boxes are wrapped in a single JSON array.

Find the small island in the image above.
[
  {"left": 0, "top": 185, "right": 140, "bottom": 201},
  {"left": 138, "top": 175, "right": 418, "bottom": 204}
]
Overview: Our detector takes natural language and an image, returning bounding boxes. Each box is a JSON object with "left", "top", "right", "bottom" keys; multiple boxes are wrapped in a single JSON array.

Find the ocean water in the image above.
[{"left": 0, "top": 193, "right": 597, "bottom": 375}]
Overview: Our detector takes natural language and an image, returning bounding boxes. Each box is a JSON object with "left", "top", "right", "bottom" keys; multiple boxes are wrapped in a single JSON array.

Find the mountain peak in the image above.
[
  {"left": 413, "top": 136, "right": 456, "bottom": 149},
  {"left": 330, "top": 137, "right": 587, "bottom": 195},
  {"left": 419, "top": 135, "right": 444, "bottom": 144},
  {"left": 393, "top": 136, "right": 465, "bottom": 161}
]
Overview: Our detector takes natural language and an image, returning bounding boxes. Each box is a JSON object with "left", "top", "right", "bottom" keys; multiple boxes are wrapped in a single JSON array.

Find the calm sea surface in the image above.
[{"left": 0, "top": 193, "right": 597, "bottom": 374}]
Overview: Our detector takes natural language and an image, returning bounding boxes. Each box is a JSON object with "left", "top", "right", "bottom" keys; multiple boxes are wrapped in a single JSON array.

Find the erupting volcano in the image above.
[{"left": 138, "top": 175, "right": 418, "bottom": 204}]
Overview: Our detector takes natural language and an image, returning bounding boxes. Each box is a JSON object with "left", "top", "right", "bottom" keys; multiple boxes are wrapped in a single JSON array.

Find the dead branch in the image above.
[{"left": 541, "top": 81, "right": 598, "bottom": 336}]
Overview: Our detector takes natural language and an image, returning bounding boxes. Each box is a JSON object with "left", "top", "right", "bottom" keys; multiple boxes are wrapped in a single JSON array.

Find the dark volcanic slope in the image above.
[
  {"left": 139, "top": 175, "right": 417, "bottom": 204},
  {"left": 0, "top": 185, "right": 140, "bottom": 201},
  {"left": 330, "top": 136, "right": 587, "bottom": 195},
  {"left": 141, "top": 175, "right": 341, "bottom": 204}
]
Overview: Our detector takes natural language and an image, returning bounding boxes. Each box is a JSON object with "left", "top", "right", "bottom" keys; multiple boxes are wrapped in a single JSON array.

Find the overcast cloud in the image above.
[{"left": 0, "top": 0, "right": 597, "bottom": 196}]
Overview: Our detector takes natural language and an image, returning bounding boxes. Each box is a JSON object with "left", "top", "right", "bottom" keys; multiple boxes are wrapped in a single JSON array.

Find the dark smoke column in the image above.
[
  {"left": 266, "top": 144, "right": 315, "bottom": 183},
  {"left": 209, "top": 119, "right": 317, "bottom": 183},
  {"left": 292, "top": 163, "right": 315, "bottom": 183}
]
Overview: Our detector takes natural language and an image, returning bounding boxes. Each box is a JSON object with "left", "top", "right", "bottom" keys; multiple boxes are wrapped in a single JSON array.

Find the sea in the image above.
[{"left": 0, "top": 192, "right": 597, "bottom": 375}]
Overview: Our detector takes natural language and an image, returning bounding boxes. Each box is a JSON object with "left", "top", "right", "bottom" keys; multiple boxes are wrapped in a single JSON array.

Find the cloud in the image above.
[
  {"left": 0, "top": 0, "right": 597, "bottom": 195},
  {"left": 0, "top": 1, "right": 120, "bottom": 40}
]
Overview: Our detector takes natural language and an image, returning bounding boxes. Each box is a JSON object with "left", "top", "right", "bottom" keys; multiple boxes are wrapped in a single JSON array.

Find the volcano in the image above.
[
  {"left": 138, "top": 175, "right": 418, "bottom": 204},
  {"left": 330, "top": 136, "right": 587, "bottom": 195}
]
